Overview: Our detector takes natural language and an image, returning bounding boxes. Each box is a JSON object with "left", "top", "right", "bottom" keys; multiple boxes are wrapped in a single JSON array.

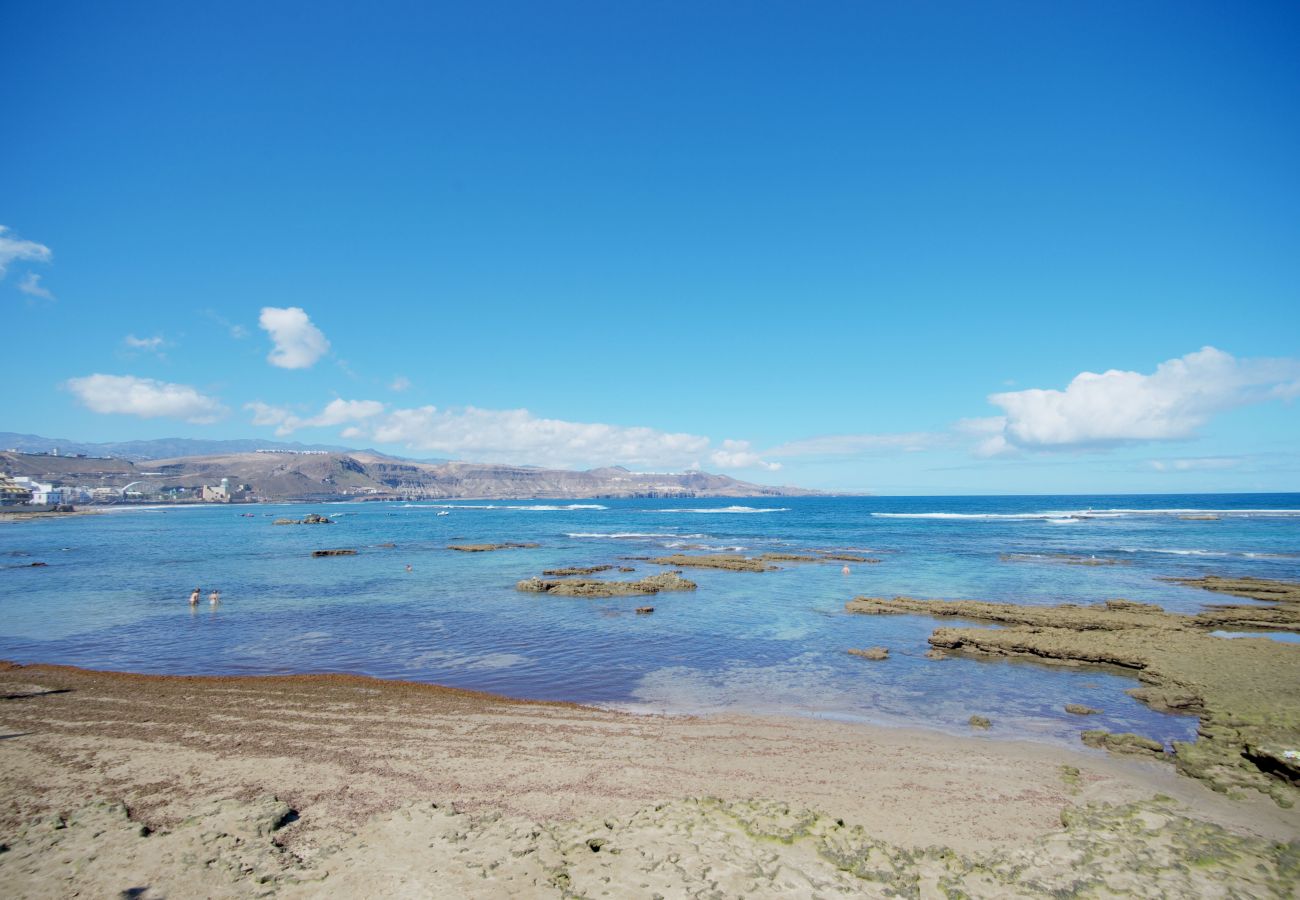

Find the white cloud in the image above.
[
  {"left": 389, "top": 375, "right": 412, "bottom": 392},
  {"left": 359, "top": 406, "right": 713, "bottom": 469},
  {"left": 18, "top": 272, "right": 53, "bottom": 299},
  {"left": 247, "top": 401, "right": 778, "bottom": 472},
  {"left": 244, "top": 398, "right": 384, "bottom": 436},
  {"left": 709, "top": 439, "right": 781, "bottom": 471},
  {"left": 982, "top": 347, "right": 1300, "bottom": 452},
  {"left": 1149, "top": 457, "right": 1242, "bottom": 472},
  {"left": 768, "top": 432, "right": 941, "bottom": 458},
  {"left": 0, "top": 226, "right": 52, "bottom": 279},
  {"left": 123, "top": 334, "right": 166, "bottom": 354},
  {"left": 259, "top": 306, "right": 330, "bottom": 369},
  {"left": 66, "top": 374, "right": 226, "bottom": 424}
]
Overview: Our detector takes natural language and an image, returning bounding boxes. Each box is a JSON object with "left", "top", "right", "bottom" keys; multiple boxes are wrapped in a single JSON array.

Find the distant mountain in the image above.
[
  {"left": 0, "top": 445, "right": 821, "bottom": 500},
  {"left": 0, "top": 432, "right": 358, "bottom": 461}
]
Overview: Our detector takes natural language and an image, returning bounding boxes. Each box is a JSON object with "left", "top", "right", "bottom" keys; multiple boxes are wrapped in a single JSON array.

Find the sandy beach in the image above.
[{"left": 2, "top": 661, "right": 1297, "bottom": 897}]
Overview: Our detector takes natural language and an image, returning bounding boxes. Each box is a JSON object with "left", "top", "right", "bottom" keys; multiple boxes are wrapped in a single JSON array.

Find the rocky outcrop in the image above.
[
  {"left": 1065, "top": 704, "right": 1101, "bottom": 716},
  {"left": 516, "top": 571, "right": 697, "bottom": 598},
  {"left": 1081, "top": 731, "right": 1166, "bottom": 757},
  {"left": 448, "top": 542, "right": 540, "bottom": 552},
  {"left": 815, "top": 552, "right": 881, "bottom": 563},
  {"left": 846, "top": 579, "right": 1300, "bottom": 805},
  {"left": 650, "top": 554, "right": 778, "bottom": 572},
  {"left": 542, "top": 565, "right": 614, "bottom": 576},
  {"left": 1169, "top": 576, "right": 1300, "bottom": 631},
  {"left": 274, "top": 513, "right": 334, "bottom": 525},
  {"left": 312, "top": 549, "right": 357, "bottom": 557},
  {"left": 847, "top": 647, "right": 889, "bottom": 660}
]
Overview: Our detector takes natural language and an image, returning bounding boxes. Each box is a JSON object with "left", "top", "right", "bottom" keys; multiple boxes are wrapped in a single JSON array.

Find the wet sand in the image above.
[{"left": 2, "top": 662, "right": 1297, "bottom": 897}]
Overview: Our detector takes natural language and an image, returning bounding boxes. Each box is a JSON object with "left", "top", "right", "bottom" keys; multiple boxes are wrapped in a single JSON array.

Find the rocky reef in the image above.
[
  {"left": 846, "top": 578, "right": 1300, "bottom": 805},
  {"left": 6, "top": 794, "right": 1293, "bottom": 898},
  {"left": 650, "top": 554, "right": 778, "bottom": 572},
  {"left": 847, "top": 647, "right": 889, "bottom": 660},
  {"left": 447, "top": 542, "right": 540, "bottom": 552},
  {"left": 517, "top": 571, "right": 697, "bottom": 598},
  {"left": 1000, "top": 553, "right": 1127, "bottom": 566},
  {"left": 273, "top": 513, "right": 334, "bottom": 525},
  {"left": 311, "top": 549, "right": 357, "bottom": 557},
  {"left": 542, "top": 565, "right": 614, "bottom": 576}
]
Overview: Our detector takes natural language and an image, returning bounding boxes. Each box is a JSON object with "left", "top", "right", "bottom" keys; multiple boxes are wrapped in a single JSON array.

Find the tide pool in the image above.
[{"left": 3, "top": 493, "right": 1298, "bottom": 749}]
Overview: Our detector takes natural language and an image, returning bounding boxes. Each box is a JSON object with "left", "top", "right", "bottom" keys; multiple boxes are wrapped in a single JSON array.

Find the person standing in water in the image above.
[
  {"left": 209, "top": 589, "right": 221, "bottom": 605},
  {"left": 189, "top": 587, "right": 201, "bottom": 605}
]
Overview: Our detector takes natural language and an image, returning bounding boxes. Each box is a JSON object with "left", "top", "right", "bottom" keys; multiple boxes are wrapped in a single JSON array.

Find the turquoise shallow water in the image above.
[{"left": 2, "top": 494, "right": 1298, "bottom": 749}]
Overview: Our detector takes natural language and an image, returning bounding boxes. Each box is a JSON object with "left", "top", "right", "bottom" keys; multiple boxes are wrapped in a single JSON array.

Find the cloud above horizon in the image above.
[
  {"left": 246, "top": 398, "right": 385, "bottom": 436},
  {"left": 975, "top": 347, "right": 1300, "bottom": 455},
  {"left": 66, "top": 374, "right": 227, "bottom": 424},
  {"left": 0, "top": 226, "right": 52, "bottom": 280},
  {"left": 259, "top": 306, "right": 330, "bottom": 369},
  {"left": 246, "top": 400, "right": 784, "bottom": 471},
  {"left": 18, "top": 272, "right": 53, "bottom": 300}
]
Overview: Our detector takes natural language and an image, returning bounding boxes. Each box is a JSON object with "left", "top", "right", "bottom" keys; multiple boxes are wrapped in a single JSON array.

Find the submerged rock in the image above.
[
  {"left": 816, "top": 552, "right": 881, "bottom": 563},
  {"left": 635, "top": 606, "right": 655, "bottom": 615},
  {"left": 448, "top": 542, "right": 540, "bottom": 552},
  {"left": 1000, "top": 552, "right": 1126, "bottom": 566},
  {"left": 846, "top": 580, "right": 1300, "bottom": 805},
  {"left": 969, "top": 715, "right": 992, "bottom": 729},
  {"left": 1065, "top": 704, "right": 1101, "bottom": 716},
  {"left": 650, "top": 554, "right": 777, "bottom": 572},
  {"left": 847, "top": 646, "right": 889, "bottom": 661},
  {"left": 517, "top": 571, "right": 697, "bottom": 598},
  {"left": 312, "top": 549, "right": 357, "bottom": 557}
]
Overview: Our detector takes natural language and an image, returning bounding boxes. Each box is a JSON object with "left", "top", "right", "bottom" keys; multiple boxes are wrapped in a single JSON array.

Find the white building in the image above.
[{"left": 13, "top": 477, "right": 63, "bottom": 505}]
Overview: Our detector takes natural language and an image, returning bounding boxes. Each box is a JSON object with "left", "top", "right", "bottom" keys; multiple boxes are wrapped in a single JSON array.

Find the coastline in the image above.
[{"left": 3, "top": 661, "right": 1297, "bottom": 896}]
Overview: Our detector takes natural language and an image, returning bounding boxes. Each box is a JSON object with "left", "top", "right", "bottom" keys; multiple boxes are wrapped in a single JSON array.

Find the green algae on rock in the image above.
[
  {"left": 1081, "top": 730, "right": 1166, "bottom": 757},
  {"left": 517, "top": 571, "right": 697, "bottom": 598},
  {"left": 845, "top": 579, "right": 1300, "bottom": 806}
]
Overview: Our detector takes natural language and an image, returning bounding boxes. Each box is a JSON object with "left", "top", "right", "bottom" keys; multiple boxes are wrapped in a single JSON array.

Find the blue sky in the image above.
[{"left": 2, "top": 1, "right": 1298, "bottom": 493}]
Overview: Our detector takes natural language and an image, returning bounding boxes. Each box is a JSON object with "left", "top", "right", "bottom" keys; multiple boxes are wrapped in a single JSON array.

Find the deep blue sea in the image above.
[{"left": 3, "top": 494, "right": 1298, "bottom": 749}]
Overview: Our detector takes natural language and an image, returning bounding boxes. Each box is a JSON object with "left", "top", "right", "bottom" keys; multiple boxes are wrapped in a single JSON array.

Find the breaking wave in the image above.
[
  {"left": 656, "top": 506, "right": 790, "bottom": 514},
  {"left": 872, "top": 508, "right": 1300, "bottom": 521},
  {"left": 566, "top": 532, "right": 710, "bottom": 540},
  {"left": 402, "top": 503, "right": 607, "bottom": 511}
]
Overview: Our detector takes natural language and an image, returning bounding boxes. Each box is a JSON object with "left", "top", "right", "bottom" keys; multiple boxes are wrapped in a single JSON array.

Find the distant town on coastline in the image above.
[{"left": 0, "top": 433, "right": 821, "bottom": 507}]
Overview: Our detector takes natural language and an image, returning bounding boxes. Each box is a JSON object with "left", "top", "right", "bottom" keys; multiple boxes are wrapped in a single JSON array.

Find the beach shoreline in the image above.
[{"left": 2, "top": 660, "right": 1297, "bottom": 896}]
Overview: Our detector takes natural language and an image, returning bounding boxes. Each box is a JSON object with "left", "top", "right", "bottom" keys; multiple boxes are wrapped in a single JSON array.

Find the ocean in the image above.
[{"left": 3, "top": 494, "right": 1298, "bottom": 749}]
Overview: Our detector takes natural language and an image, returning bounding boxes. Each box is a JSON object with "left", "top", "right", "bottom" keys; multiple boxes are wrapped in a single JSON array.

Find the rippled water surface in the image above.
[{"left": 3, "top": 494, "right": 1298, "bottom": 749}]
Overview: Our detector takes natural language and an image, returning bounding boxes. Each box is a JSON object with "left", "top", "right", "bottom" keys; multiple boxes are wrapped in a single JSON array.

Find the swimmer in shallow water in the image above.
[
  {"left": 841, "top": 565, "right": 851, "bottom": 575},
  {"left": 189, "top": 587, "right": 201, "bottom": 605},
  {"left": 405, "top": 564, "right": 413, "bottom": 573},
  {"left": 209, "top": 589, "right": 220, "bottom": 604}
]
